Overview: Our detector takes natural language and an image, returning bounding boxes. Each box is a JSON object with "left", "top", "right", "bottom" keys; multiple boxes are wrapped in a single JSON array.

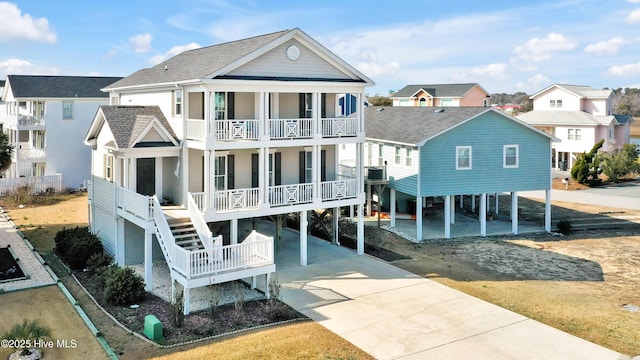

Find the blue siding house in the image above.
[{"left": 363, "top": 106, "right": 556, "bottom": 240}]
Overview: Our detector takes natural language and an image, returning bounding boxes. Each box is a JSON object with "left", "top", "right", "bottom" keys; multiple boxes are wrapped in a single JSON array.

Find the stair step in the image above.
[
  {"left": 181, "top": 244, "right": 205, "bottom": 250},
  {"left": 171, "top": 226, "right": 196, "bottom": 233},
  {"left": 174, "top": 233, "right": 199, "bottom": 240}
]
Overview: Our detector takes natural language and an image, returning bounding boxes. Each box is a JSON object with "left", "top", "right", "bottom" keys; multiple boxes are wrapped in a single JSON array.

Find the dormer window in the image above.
[{"left": 550, "top": 99, "right": 563, "bottom": 108}]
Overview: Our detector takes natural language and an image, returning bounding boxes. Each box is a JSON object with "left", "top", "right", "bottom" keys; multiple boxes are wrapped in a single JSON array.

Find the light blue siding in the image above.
[{"left": 417, "top": 112, "right": 551, "bottom": 196}]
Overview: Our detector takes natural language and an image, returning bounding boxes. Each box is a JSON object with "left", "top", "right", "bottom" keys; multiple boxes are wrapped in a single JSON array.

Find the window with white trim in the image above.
[
  {"left": 550, "top": 99, "right": 563, "bottom": 108},
  {"left": 568, "top": 128, "right": 582, "bottom": 140},
  {"left": 456, "top": 146, "right": 472, "bottom": 170},
  {"left": 103, "top": 154, "right": 114, "bottom": 182},
  {"left": 378, "top": 144, "right": 384, "bottom": 166},
  {"left": 305, "top": 150, "right": 313, "bottom": 183},
  {"left": 503, "top": 145, "right": 519, "bottom": 168},
  {"left": 405, "top": 148, "right": 412, "bottom": 167},
  {"left": 62, "top": 101, "right": 73, "bottom": 120},
  {"left": 173, "top": 89, "right": 183, "bottom": 116},
  {"left": 214, "top": 155, "right": 227, "bottom": 191},
  {"left": 395, "top": 146, "right": 401, "bottom": 164}
]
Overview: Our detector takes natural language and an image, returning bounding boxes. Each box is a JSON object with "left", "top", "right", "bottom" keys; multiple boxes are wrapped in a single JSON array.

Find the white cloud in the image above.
[
  {"left": 149, "top": 43, "right": 201, "bottom": 65},
  {"left": 0, "top": 58, "right": 59, "bottom": 77},
  {"left": 584, "top": 37, "right": 627, "bottom": 55},
  {"left": 453, "top": 63, "right": 508, "bottom": 82},
  {"left": 607, "top": 62, "right": 640, "bottom": 76},
  {"left": 357, "top": 61, "right": 400, "bottom": 77},
  {"left": 0, "top": 2, "right": 56, "bottom": 43},
  {"left": 515, "top": 74, "right": 551, "bottom": 92},
  {"left": 129, "top": 33, "right": 152, "bottom": 54},
  {"left": 628, "top": 0, "right": 640, "bottom": 3},
  {"left": 626, "top": 9, "right": 640, "bottom": 23},
  {"left": 102, "top": 49, "right": 118, "bottom": 61},
  {"left": 513, "top": 33, "right": 576, "bottom": 62}
]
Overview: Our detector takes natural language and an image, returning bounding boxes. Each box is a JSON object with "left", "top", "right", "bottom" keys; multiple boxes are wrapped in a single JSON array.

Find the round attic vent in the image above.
[{"left": 286, "top": 45, "right": 300, "bottom": 61}]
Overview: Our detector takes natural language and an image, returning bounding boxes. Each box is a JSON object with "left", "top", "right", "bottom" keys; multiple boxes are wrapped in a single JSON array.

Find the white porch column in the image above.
[
  {"left": 313, "top": 144, "right": 320, "bottom": 199},
  {"left": 366, "top": 183, "right": 372, "bottom": 216},
  {"left": 450, "top": 195, "right": 455, "bottom": 224},
  {"left": 357, "top": 204, "right": 364, "bottom": 255},
  {"left": 144, "top": 228, "right": 153, "bottom": 291},
  {"left": 300, "top": 210, "right": 308, "bottom": 265},
  {"left": 129, "top": 158, "right": 137, "bottom": 191},
  {"left": 230, "top": 218, "right": 238, "bottom": 245},
  {"left": 181, "top": 146, "right": 189, "bottom": 205},
  {"left": 390, "top": 189, "right": 396, "bottom": 228},
  {"left": 416, "top": 196, "right": 423, "bottom": 241},
  {"left": 349, "top": 205, "right": 354, "bottom": 222},
  {"left": 333, "top": 207, "right": 339, "bottom": 245},
  {"left": 480, "top": 193, "right": 487, "bottom": 237},
  {"left": 471, "top": 194, "right": 476, "bottom": 212},
  {"left": 260, "top": 147, "right": 267, "bottom": 204},
  {"left": 495, "top": 193, "right": 499, "bottom": 214},
  {"left": 545, "top": 189, "right": 552, "bottom": 232},
  {"left": 459, "top": 194, "right": 464, "bottom": 208},
  {"left": 511, "top": 192, "right": 518, "bottom": 235},
  {"left": 154, "top": 157, "right": 163, "bottom": 199},
  {"left": 116, "top": 217, "right": 125, "bottom": 266},
  {"left": 444, "top": 195, "right": 451, "bottom": 239},
  {"left": 204, "top": 150, "right": 211, "bottom": 207},
  {"left": 183, "top": 287, "right": 190, "bottom": 315}
]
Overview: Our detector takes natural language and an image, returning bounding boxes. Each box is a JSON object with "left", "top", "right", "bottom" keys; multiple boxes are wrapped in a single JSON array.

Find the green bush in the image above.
[
  {"left": 104, "top": 266, "right": 146, "bottom": 306},
  {"left": 87, "top": 252, "right": 115, "bottom": 286},
  {"left": 54, "top": 226, "right": 103, "bottom": 270}
]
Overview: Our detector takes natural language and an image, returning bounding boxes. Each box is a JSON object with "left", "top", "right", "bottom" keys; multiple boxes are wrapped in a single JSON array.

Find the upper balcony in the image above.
[
  {"left": 0, "top": 113, "right": 46, "bottom": 130},
  {"left": 12, "top": 143, "right": 46, "bottom": 162},
  {"left": 183, "top": 91, "right": 362, "bottom": 147}
]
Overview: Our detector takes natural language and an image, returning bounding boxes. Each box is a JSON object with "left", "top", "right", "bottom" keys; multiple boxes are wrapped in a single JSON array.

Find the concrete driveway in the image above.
[{"left": 275, "top": 236, "right": 626, "bottom": 359}]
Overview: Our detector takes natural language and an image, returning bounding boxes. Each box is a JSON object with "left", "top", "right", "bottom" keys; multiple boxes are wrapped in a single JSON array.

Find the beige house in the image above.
[{"left": 390, "top": 83, "right": 491, "bottom": 107}]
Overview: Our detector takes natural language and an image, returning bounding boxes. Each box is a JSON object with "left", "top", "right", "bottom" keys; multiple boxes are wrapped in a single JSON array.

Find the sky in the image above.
[{"left": 2, "top": 0, "right": 640, "bottom": 96}]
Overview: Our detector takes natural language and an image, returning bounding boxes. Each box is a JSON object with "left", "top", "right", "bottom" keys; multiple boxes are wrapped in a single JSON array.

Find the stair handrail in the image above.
[
  {"left": 150, "top": 195, "right": 178, "bottom": 269},
  {"left": 187, "top": 192, "right": 216, "bottom": 254}
]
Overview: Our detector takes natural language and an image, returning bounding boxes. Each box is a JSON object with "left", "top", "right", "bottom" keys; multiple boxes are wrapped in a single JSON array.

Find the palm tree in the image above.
[
  {"left": 2, "top": 319, "right": 51, "bottom": 359},
  {"left": 0, "top": 131, "right": 14, "bottom": 173}
]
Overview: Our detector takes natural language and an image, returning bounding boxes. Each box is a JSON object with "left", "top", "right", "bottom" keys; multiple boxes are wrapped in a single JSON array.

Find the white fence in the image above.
[{"left": 0, "top": 174, "right": 63, "bottom": 195}]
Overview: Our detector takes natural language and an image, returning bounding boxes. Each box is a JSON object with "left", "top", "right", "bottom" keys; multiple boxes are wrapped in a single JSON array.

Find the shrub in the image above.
[
  {"left": 87, "top": 252, "right": 115, "bottom": 286},
  {"left": 54, "top": 226, "right": 103, "bottom": 270},
  {"left": 104, "top": 266, "right": 146, "bottom": 306},
  {"left": 557, "top": 220, "right": 572, "bottom": 235},
  {"left": 2, "top": 319, "right": 51, "bottom": 357}
]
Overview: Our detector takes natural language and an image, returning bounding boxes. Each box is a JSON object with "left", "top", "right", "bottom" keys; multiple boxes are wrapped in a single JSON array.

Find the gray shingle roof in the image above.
[
  {"left": 7, "top": 75, "right": 122, "bottom": 98},
  {"left": 105, "top": 30, "right": 291, "bottom": 89},
  {"left": 516, "top": 110, "right": 614, "bottom": 126},
  {"left": 531, "top": 84, "right": 613, "bottom": 99},
  {"left": 365, "top": 106, "right": 492, "bottom": 145},
  {"left": 390, "top": 83, "right": 481, "bottom": 98},
  {"left": 98, "top": 105, "right": 178, "bottom": 149}
]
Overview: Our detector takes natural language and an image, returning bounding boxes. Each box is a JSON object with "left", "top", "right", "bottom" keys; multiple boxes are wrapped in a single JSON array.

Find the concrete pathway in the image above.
[{"left": 277, "top": 254, "right": 626, "bottom": 359}]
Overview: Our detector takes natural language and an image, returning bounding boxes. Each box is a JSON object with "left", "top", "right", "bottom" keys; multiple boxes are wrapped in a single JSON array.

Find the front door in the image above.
[{"left": 136, "top": 158, "right": 155, "bottom": 196}]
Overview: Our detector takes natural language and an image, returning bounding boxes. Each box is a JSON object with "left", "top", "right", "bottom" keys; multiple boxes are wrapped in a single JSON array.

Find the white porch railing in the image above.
[
  {"left": 14, "top": 147, "right": 46, "bottom": 160},
  {"left": 0, "top": 174, "right": 62, "bottom": 194},
  {"left": 190, "top": 192, "right": 207, "bottom": 213},
  {"left": 215, "top": 120, "right": 260, "bottom": 141},
  {"left": 186, "top": 119, "right": 205, "bottom": 141},
  {"left": 269, "top": 118, "right": 313, "bottom": 139},
  {"left": 0, "top": 113, "right": 46, "bottom": 129},
  {"left": 117, "top": 187, "right": 153, "bottom": 220},
  {"left": 185, "top": 231, "right": 273, "bottom": 278},
  {"left": 269, "top": 183, "right": 313, "bottom": 207},
  {"left": 321, "top": 179, "right": 359, "bottom": 201},
  {"left": 321, "top": 117, "right": 358, "bottom": 137},
  {"left": 187, "top": 191, "right": 216, "bottom": 252},
  {"left": 214, "top": 188, "right": 260, "bottom": 212},
  {"left": 152, "top": 195, "right": 177, "bottom": 268}
]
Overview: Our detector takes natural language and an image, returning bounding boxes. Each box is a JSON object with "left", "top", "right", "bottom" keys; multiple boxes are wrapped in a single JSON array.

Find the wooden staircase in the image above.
[{"left": 169, "top": 219, "right": 205, "bottom": 251}]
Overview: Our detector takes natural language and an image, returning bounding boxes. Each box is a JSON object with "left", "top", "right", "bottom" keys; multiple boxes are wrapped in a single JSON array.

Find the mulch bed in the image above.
[
  {"left": 74, "top": 271, "right": 306, "bottom": 345},
  {"left": 0, "top": 247, "right": 26, "bottom": 281}
]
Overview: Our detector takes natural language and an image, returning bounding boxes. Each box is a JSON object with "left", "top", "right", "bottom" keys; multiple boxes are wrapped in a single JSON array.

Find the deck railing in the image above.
[
  {"left": 269, "top": 183, "right": 313, "bottom": 207},
  {"left": 187, "top": 191, "right": 215, "bottom": 251},
  {"left": 269, "top": 118, "right": 313, "bottom": 139},
  {"left": 186, "top": 119, "right": 205, "bottom": 141},
  {"left": 215, "top": 120, "right": 260, "bottom": 141},
  {"left": 0, "top": 174, "right": 62, "bottom": 195},
  {"left": 213, "top": 188, "right": 260, "bottom": 211},
  {"left": 117, "top": 187, "right": 153, "bottom": 221},
  {"left": 321, "top": 117, "right": 358, "bottom": 137},
  {"left": 320, "top": 179, "right": 359, "bottom": 201}
]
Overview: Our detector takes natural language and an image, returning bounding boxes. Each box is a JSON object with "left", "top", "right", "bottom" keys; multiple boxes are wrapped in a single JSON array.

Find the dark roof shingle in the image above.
[
  {"left": 7, "top": 75, "right": 122, "bottom": 98},
  {"left": 365, "top": 106, "right": 491, "bottom": 145},
  {"left": 98, "top": 105, "right": 178, "bottom": 149},
  {"left": 391, "top": 83, "right": 481, "bottom": 98}
]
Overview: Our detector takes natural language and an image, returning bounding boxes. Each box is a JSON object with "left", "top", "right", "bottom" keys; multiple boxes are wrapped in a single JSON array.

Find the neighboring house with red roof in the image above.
[
  {"left": 517, "top": 84, "right": 633, "bottom": 170},
  {"left": 390, "top": 83, "right": 491, "bottom": 107}
]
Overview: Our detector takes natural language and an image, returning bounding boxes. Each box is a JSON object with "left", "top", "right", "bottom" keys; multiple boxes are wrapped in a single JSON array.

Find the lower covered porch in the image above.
[{"left": 371, "top": 189, "right": 552, "bottom": 241}]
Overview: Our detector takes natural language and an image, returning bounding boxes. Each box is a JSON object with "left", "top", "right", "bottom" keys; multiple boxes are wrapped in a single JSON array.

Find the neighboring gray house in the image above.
[{"left": 0, "top": 75, "right": 122, "bottom": 189}]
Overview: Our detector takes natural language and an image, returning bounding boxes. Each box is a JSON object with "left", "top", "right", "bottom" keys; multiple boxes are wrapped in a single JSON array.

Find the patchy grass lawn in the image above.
[
  {"left": 0, "top": 286, "right": 108, "bottom": 360},
  {"left": 3, "top": 193, "right": 373, "bottom": 359}
]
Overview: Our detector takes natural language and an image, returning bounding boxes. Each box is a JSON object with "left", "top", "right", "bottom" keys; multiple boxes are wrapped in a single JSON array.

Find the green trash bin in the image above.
[{"left": 144, "top": 314, "right": 163, "bottom": 341}]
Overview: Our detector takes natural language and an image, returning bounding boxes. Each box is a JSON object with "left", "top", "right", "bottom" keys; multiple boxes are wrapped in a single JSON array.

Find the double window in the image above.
[
  {"left": 550, "top": 99, "right": 563, "bottom": 108},
  {"left": 503, "top": 145, "right": 519, "bottom": 168},
  {"left": 568, "top": 128, "right": 582, "bottom": 140},
  {"left": 456, "top": 146, "right": 472, "bottom": 170}
]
